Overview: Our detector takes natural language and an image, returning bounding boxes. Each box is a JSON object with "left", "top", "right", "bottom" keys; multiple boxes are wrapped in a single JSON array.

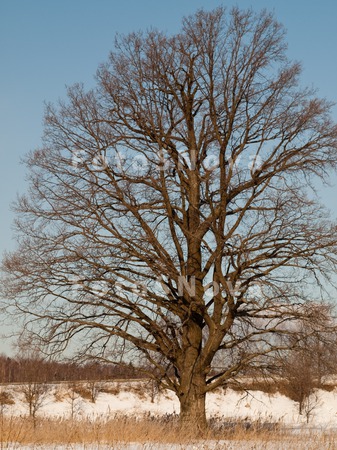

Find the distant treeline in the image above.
[{"left": 0, "top": 354, "right": 143, "bottom": 383}]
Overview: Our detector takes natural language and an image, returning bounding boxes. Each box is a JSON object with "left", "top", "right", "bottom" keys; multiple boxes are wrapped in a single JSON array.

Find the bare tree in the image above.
[
  {"left": 87, "top": 380, "right": 102, "bottom": 403},
  {"left": 19, "top": 381, "right": 49, "bottom": 425},
  {"left": 16, "top": 354, "right": 50, "bottom": 426},
  {"left": 1, "top": 7, "right": 337, "bottom": 431},
  {"left": 66, "top": 383, "right": 83, "bottom": 420},
  {"left": 276, "top": 306, "right": 337, "bottom": 419}
]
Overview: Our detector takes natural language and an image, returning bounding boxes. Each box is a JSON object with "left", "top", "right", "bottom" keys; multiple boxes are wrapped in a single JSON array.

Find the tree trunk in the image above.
[{"left": 178, "top": 371, "right": 207, "bottom": 434}]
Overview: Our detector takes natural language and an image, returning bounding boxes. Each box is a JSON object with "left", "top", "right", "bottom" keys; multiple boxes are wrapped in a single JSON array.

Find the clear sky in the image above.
[{"left": 1, "top": 0, "right": 337, "bottom": 354}]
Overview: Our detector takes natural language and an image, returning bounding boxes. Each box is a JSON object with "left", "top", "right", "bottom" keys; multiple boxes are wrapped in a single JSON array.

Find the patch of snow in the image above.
[{"left": 2, "top": 382, "right": 337, "bottom": 428}]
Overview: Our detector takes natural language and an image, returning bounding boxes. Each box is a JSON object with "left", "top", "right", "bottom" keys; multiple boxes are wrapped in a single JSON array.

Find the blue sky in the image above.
[{"left": 1, "top": 0, "right": 337, "bottom": 354}]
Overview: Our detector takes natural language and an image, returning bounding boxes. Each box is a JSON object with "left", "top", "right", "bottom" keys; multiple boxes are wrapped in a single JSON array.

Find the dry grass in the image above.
[
  {"left": 0, "top": 415, "right": 336, "bottom": 449},
  {"left": 70, "top": 384, "right": 93, "bottom": 402},
  {"left": 0, "top": 390, "right": 15, "bottom": 405},
  {"left": 82, "top": 380, "right": 161, "bottom": 401},
  {"left": 228, "top": 379, "right": 279, "bottom": 395},
  {"left": 0, "top": 414, "right": 277, "bottom": 444},
  {"left": 227, "top": 378, "right": 337, "bottom": 398},
  {"left": 100, "top": 382, "right": 122, "bottom": 396}
]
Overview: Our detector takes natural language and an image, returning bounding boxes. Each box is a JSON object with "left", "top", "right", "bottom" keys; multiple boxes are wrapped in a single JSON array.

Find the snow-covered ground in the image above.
[{"left": 2, "top": 380, "right": 337, "bottom": 427}]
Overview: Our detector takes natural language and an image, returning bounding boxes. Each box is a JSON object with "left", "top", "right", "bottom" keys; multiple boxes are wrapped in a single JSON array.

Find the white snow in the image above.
[{"left": 3, "top": 381, "right": 337, "bottom": 427}]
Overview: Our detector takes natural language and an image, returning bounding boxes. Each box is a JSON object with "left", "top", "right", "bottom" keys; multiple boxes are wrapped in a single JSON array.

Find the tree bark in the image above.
[{"left": 178, "top": 370, "right": 207, "bottom": 433}]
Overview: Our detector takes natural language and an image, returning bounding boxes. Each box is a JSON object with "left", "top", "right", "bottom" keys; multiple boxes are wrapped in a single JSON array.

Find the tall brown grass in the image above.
[{"left": 0, "top": 415, "right": 336, "bottom": 449}]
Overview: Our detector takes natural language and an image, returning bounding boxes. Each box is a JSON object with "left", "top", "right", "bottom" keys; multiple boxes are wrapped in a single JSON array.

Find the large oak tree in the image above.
[{"left": 2, "top": 7, "right": 337, "bottom": 430}]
